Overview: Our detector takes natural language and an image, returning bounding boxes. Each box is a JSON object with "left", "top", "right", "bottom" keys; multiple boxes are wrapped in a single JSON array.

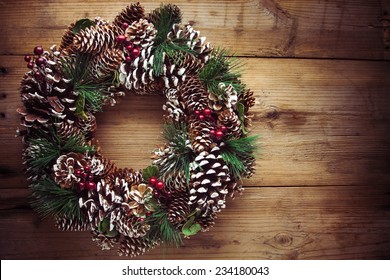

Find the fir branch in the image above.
[
  {"left": 199, "top": 47, "right": 244, "bottom": 98},
  {"left": 30, "top": 177, "right": 82, "bottom": 219},
  {"left": 145, "top": 207, "right": 182, "bottom": 246},
  {"left": 220, "top": 135, "right": 259, "bottom": 179},
  {"left": 158, "top": 123, "right": 194, "bottom": 184}
]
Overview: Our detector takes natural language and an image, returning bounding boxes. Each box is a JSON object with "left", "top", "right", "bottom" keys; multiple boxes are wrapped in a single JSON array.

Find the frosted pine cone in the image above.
[
  {"left": 178, "top": 76, "right": 208, "bottom": 114},
  {"left": 218, "top": 109, "right": 242, "bottom": 139},
  {"left": 125, "top": 18, "right": 157, "bottom": 48},
  {"left": 92, "top": 229, "right": 119, "bottom": 250},
  {"left": 189, "top": 145, "right": 231, "bottom": 217},
  {"left": 73, "top": 24, "right": 122, "bottom": 54},
  {"left": 189, "top": 116, "right": 215, "bottom": 153},
  {"left": 88, "top": 48, "right": 123, "bottom": 82},
  {"left": 167, "top": 191, "right": 190, "bottom": 226},
  {"left": 56, "top": 215, "right": 90, "bottom": 231}
]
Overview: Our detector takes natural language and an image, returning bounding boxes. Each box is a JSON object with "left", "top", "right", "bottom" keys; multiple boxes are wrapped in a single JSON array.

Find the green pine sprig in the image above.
[
  {"left": 150, "top": 4, "right": 182, "bottom": 46},
  {"left": 157, "top": 123, "right": 194, "bottom": 185},
  {"left": 199, "top": 47, "right": 244, "bottom": 98},
  {"left": 30, "top": 177, "right": 83, "bottom": 219},
  {"left": 220, "top": 135, "right": 258, "bottom": 180},
  {"left": 145, "top": 207, "right": 182, "bottom": 247}
]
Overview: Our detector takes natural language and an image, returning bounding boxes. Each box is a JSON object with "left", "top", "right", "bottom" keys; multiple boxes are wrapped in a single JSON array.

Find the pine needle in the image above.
[
  {"left": 145, "top": 207, "right": 182, "bottom": 247},
  {"left": 30, "top": 177, "right": 82, "bottom": 219},
  {"left": 199, "top": 47, "right": 244, "bottom": 98}
]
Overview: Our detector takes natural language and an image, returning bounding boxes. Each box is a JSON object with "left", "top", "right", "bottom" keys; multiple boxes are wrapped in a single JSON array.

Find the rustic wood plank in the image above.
[
  {"left": 1, "top": 56, "right": 390, "bottom": 189},
  {"left": 1, "top": 186, "right": 389, "bottom": 259},
  {"left": 0, "top": 0, "right": 387, "bottom": 59}
]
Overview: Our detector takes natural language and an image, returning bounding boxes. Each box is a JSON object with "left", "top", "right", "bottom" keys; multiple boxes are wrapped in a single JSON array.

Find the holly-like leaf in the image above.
[
  {"left": 236, "top": 101, "right": 248, "bottom": 135},
  {"left": 74, "top": 94, "right": 88, "bottom": 120},
  {"left": 142, "top": 165, "right": 160, "bottom": 182},
  {"left": 182, "top": 215, "right": 201, "bottom": 237},
  {"left": 72, "top": 18, "right": 95, "bottom": 34}
]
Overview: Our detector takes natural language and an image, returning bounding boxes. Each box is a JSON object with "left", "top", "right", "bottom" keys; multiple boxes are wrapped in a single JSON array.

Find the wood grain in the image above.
[
  {"left": 1, "top": 0, "right": 390, "bottom": 260},
  {"left": 0, "top": 0, "right": 388, "bottom": 59},
  {"left": 1, "top": 186, "right": 389, "bottom": 260}
]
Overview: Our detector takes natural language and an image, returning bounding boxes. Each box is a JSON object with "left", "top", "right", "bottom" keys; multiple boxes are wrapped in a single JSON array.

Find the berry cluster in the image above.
[
  {"left": 74, "top": 165, "right": 97, "bottom": 191},
  {"left": 24, "top": 46, "right": 47, "bottom": 80},
  {"left": 194, "top": 108, "right": 226, "bottom": 141},
  {"left": 116, "top": 23, "right": 141, "bottom": 63}
]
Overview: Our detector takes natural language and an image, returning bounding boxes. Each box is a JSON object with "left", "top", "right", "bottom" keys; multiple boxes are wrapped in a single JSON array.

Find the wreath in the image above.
[{"left": 17, "top": 3, "right": 257, "bottom": 257}]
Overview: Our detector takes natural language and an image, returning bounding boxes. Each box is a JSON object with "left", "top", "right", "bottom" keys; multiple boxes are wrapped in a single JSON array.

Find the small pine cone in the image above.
[
  {"left": 59, "top": 22, "right": 76, "bottom": 53},
  {"left": 113, "top": 211, "right": 150, "bottom": 238},
  {"left": 197, "top": 212, "right": 217, "bottom": 232},
  {"left": 167, "top": 191, "right": 190, "bottom": 226},
  {"left": 75, "top": 111, "right": 97, "bottom": 139},
  {"left": 162, "top": 88, "right": 185, "bottom": 122},
  {"left": 147, "top": 4, "right": 181, "bottom": 26},
  {"left": 73, "top": 24, "right": 122, "bottom": 54},
  {"left": 163, "top": 172, "right": 189, "bottom": 191},
  {"left": 125, "top": 18, "right": 156, "bottom": 48},
  {"left": 189, "top": 116, "right": 215, "bottom": 153},
  {"left": 189, "top": 145, "right": 231, "bottom": 217},
  {"left": 167, "top": 24, "right": 212, "bottom": 64},
  {"left": 107, "top": 168, "right": 143, "bottom": 187},
  {"left": 239, "top": 89, "right": 255, "bottom": 129},
  {"left": 118, "top": 237, "right": 159, "bottom": 257},
  {"left": 113, "top": 3, "right": 145, "bottom": 29},
  {"left": 92, "top": 230, "right": 119, "bottom": 250},
  {"left": 53, "top": 152, "right": 88, "bottom": 189},
  {"left": 55, "top": 215, "right": 90, "bottom": 231},
  {"left": 56, "top": 122, "right": 83, "bottom": 141},
  {"left": 178, "top": 76, "right": 208, "bottom": 114},
  {"left": 89, "top": 48, "right": 123, "bottom": 82},
  {"left": 240, "top": 155, "right": 256, "bottom": 178},
  {"left": 218, "top": 110, "right": 242, "bottom": 139}
]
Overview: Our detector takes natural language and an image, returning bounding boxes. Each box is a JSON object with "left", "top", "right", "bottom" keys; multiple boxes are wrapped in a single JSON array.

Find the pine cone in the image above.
[
  {"left": 197, "top": 212, "right": 217, "bottom": 232},
  {"left": 113, "top": 3, "right": 145, "bottom": 29},
  {"left": 92, "top": 229, "right": 119, "bottom": 250},
  {"left": 73, "top": 24, "right": 122, "bottom": 54},
  {"left": 56, "top": 215, "right": 90, "bottom": 231},
  {"left": 189, "top": 116, "right": 215, "bottom": 153},
  {"left": 88, "top": 48, "right": 123, "bottom": 82},
  {"left": 56, "top": 122, "right": 83, "bottom": 141},
  {"left": 162, "top": 88, "right": 185, "bottom": 122},
  {"left": 53, "top": 152, "right": 89, "bottom": 189},
  {"left": 118, "top": 237, "right": 159, "bottom": 257},
  {"left": 189, "top": 145, "right": 231, "bottom": 217},
  {"left": 147, "top": 4, "right": 181, "bottom": 26},
  {"left": 178, "top": 76, "right": 208, "bottom": 114},
  {"left": 125, "top": 18, "right": 156, "bottom": 48},
  {"left": 18, "top": 47, "right": 77, "bottom": 128},
  {"left": 59, "top": 23, "right": 76, "bottom": 54},
  {"left": 75, "top": 111, "right": 97, "bottom": 139},
  {"left": 218, "top": 110, "right": 242, "bottom": 139},
  {"left": 239, "top": 89, "right": 255, "bottom": 129},
  {"left": 113, "top": 211, "right": 150, "bottom": 238},
  {"left": 167, "top": 191, "right": 190, "bottom": 226}
]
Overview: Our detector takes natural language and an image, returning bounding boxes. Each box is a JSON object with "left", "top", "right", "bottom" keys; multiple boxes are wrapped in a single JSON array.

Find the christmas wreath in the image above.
[{"left": 17, "top": 3, "right": 257, "bottom": 257}]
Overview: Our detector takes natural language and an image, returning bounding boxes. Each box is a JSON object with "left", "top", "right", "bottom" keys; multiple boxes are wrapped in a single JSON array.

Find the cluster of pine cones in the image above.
[{"left": 18, "top": 3, "right": 256, "bottom": 257}]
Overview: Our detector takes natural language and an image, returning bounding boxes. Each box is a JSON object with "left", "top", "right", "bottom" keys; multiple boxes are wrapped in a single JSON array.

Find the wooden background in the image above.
[{"left": 0, "top": 0, "right": 389, "bottom": 259}]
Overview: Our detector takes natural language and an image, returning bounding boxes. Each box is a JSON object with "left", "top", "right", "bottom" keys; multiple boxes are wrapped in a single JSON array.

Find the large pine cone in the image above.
[
  {"left": 189, "top": 145, "right": 231, "bottom": 217},
  {"left": 218, "top": 109, "right": 242, "bottom": 139},
  {"left": 188, "top": 116, "right": 215, "bottom": 153},
  {"left": 88, "top": 48, "right": 123, "bottom": 82},
  {"left": 53, "top": 152, "right": 89, "bottom": 189},
  {"left": 125, "top": 18, "right": 157, "bottom": 48},
  {"left": 73, "top": 24, "right": 122, "bottom": 54}
]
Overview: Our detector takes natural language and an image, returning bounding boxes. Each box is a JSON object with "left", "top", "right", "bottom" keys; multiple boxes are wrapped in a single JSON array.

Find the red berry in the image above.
[
  {"left": 220, "top": 126, "right": 227, "bottom": 132},
  {"left": 155, "top": 181, "right": 164, "bottom": 190},
  {"left": 27, "top": 62, "right": 34, "bottom": 69},
  {"left": 149, "top": 177, "right": 157, "bottom": 186},
  {"left": 131, "top": 47, "right": 140, "bottom": 58},
  {"left": 146, "top": 211, "right": 152, "bottom": 217},
  {"left": 210, "top": 130, "right": 216, "bottom": 135},
  {"left": 88, "top": 174, "right": 94, "bottom": 181},
  {"left": 165, "top": 191, "right": 171, "bottom": 197},
  {"left": 198, "top": 114, "right": 205, "bottom": 121},
  {"left": 125, "top": 56, "right": 132, "bottom": 63},
  {"left": 33, "top": 46, "right": 44, "bottom": 56},
  {"left": 78, "top": 182, "right": 85, "bottom": 190},
  {"left": 194, "top": 110, "right": 200, "bottom": 115},
  {"left": 121, "top": 22, "right": 129, "bottom": 30},
  {"left": 82, "top": 172, "right": 88, "bottom": 179},
  {"left": 215, "top": 130, "right": 224, "bottom": 138},
  {"left": 24, "top": 55, "right": 31, "bottom": 62},
  {"left": 75, "top": 169, "right": 82, "bottom": 176},
  {"left": 138, "top": 217, "right": 145, "bottom": 222},
  {"left": 87, "top": 181, "right": 96, "bottom": 190},
  {"left": 84, "top": 165, "right": 91, "bottom": 172},
  {"left": 116, "top": 35, "right": 126, "bottom": 43},
  {"left": 125, "top": 44, "right": 133, "bottom": 51},
  {"left": 203, "top": 108, "right": 212, "bottom": 116},
  {"left": 153, "top": 190, "right": 159, "bottom": 197},
  {"left": 35, "top": 57, "right": 46, "bottom": 66},
  {"left": 34, "top": 71, "right": 43, "bottom": 80}
]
